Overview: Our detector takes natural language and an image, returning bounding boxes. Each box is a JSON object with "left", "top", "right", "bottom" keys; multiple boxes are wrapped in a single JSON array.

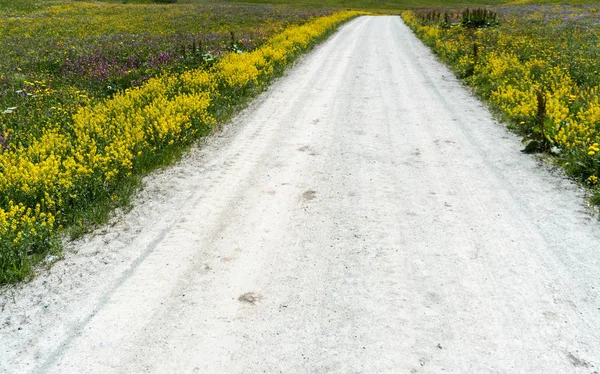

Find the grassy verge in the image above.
[
  {"left": 0, "top": 1, "right": 364, "bottom": 284},
  {"left": 402, "top": 5, "right": 600, "bottom": 206}
]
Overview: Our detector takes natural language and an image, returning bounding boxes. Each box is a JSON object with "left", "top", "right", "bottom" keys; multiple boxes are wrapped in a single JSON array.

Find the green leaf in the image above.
[{"left": 522, "top": 139, "right": 540, "bottom": 153}]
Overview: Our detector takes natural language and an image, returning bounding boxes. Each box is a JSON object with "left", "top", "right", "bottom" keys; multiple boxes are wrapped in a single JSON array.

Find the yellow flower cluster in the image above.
[
  {"left": 0, "top": 200, "right": 55, "bottom": 281},
  {"left": 70, "top": 73, "right": 216, "bottom": 183},
  {"left": 0, "top": 10, "right": 363, "bottom": 282},
  {"left": 0, "top": 202, "right": 54, "bottom": 240}
]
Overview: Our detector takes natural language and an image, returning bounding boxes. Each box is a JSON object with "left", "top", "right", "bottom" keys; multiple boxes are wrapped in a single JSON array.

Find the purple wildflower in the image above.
[{"left": 0, "top": 133, "right": 12, "bottom": 151}]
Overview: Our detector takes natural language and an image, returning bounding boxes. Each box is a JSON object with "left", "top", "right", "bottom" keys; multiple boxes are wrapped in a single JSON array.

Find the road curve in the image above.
[{"left": 2, "top": 16, "right": 600, "bottom": 373}]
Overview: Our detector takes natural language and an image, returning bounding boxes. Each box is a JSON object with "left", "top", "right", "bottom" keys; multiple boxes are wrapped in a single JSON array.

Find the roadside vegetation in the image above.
[
  {"left": 402, "top": 4, "right": 600, "bottom": 207},
  {"left": 0, "top": 0, "right": 364, "bottom": 283}
]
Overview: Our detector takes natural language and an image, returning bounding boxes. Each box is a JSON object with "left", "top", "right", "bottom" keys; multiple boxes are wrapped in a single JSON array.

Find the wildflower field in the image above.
[
  {"left": 402, "top": 5, "right": 600, "bottom": 203},
  {"left": 0, "top": 0, "right": 364, "bottom": 284}
]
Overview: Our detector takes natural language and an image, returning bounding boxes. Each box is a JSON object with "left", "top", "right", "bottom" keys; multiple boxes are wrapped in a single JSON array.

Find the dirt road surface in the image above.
[{"left": 2, "top": 16, "right": 600, "bottom": 373}]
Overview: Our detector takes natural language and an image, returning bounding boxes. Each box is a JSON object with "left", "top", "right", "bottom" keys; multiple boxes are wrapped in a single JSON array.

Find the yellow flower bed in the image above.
[{"left": 0, "top": 10, "right": 365, "bottom": 282}]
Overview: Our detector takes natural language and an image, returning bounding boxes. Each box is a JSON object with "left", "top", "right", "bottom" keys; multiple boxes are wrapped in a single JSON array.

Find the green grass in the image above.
[
  {"left": 3, "top": 0, "right": 599, "bottom": 15},
  {"left": 223, "top": 0, "right": 600, "bottom": 10},
  {"left": 227, "top": 0, "right": 510, "bottom": 10},
  {"left": 0, "top": 0, "right": 56, "bottom": 13}
]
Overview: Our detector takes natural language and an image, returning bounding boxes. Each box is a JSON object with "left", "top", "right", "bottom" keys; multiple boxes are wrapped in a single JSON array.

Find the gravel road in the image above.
[{"left": 2, "top": 16, "right": 600, "bottom": 373}]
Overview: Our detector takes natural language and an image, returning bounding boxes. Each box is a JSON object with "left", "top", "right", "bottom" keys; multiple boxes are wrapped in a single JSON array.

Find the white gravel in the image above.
[{"left": 2, "top": 16, "right": 600, "bottom": 373}]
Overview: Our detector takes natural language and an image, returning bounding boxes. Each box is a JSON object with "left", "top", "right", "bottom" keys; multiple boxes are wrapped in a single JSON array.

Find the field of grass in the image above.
[
  {"left": 0, "top": 0, "right": 366, "bottom": 283},
  {"left": 225, "top": 0, "right": 600, "bottom": 10},
  {"left": 225, "top": 0, "right": 511, "bottom": 10},
  {"left": 402, "top": 5, "right": 600, "bottom": 204}
]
